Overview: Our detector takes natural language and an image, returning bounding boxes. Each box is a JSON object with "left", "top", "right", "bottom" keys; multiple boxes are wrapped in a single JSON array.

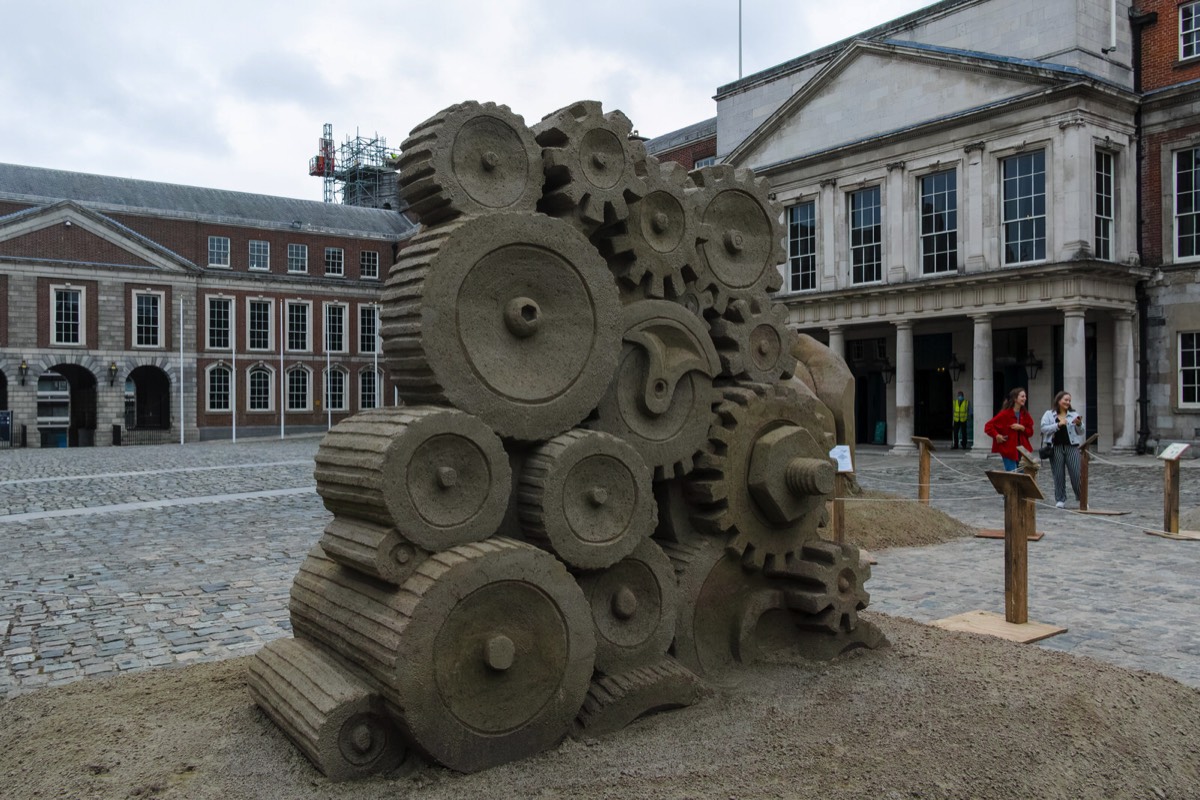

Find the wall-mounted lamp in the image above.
[
  {"left": 18, "top": 359, "right": 28, "bottom": 386},
  {"left": 108, "top": 361, "right": 119, "bottom": 386},
  {"left": 947, "top": 353, "right": 965, "bottom": 382},
  {"left": 1023, "top": 349, "right": 1043, "bottom": 381},
  {"left": 879, "top": 356, "right": 896, "bottom": 385}
]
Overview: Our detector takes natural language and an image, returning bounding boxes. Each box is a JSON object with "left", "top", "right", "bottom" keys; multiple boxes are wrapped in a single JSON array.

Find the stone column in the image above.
[
  {"left": 963, "top": 141, "right": 986, "bottom": 272},
  {"left": 1112, "top": 310, "right": 1137, "bottom": 453},
  {"left": 1063, "top": 306, "right": 1087, "bottom": 409},
  {"left": 970, "top": 313, "right": 993, "bottom": 455},
  {"left": 1057, "top": 119, "right": 1090, "bottom": 259},
  {"left": 890, "top": 320, "right": 916, "bottom": 455},
  {"left": 826, "top": 326, "right": 844, "bottom": 359}
]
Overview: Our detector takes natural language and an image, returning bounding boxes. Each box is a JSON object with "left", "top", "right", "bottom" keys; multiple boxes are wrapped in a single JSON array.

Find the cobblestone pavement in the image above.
[{"left": 1, "top": 438, "right": 1198, "bottom": 698}]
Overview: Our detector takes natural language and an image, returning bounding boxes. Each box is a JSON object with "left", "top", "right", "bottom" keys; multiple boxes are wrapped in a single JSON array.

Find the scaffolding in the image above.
[{"left": 308, "top": 123, "right": 401, "bottom": 210}]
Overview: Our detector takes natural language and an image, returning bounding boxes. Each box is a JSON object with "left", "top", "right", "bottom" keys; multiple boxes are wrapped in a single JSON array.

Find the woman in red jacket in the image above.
[{"left": 984, "top": 387, "right": 1033, "bottom": 471}]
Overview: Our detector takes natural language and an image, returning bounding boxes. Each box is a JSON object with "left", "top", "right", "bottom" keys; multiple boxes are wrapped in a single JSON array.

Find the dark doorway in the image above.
[
  {"left": 127, "top": 366, "right": 171, "bottom": 429},
  {"left": 0, "top": 370, "right": 7, "bottom": 410},
  {"left": 50, "top": 364, "right": 97, "bottom": 447},
  {"left": 991, "top": 328, "right": 1030, "bottom": 415},
  {"left": 914, "top": 333, "right": 953, "bottom": 439},
  {"left": 854, "top": 371, "right": 888, "bottom": 445}
]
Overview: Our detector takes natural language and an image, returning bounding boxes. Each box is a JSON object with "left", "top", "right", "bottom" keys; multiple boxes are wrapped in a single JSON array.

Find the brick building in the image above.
[{"left": 0, "top": 163, "right": 415, "bottom": 446}]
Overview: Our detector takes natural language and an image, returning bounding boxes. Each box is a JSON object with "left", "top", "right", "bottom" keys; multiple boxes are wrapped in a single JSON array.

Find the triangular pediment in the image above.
[
  {"left": 728, "top": 40, "right": 1080, "bottom": 169},
  {"left": 0, "top": 200, "right": 198, "bottom": 272}
]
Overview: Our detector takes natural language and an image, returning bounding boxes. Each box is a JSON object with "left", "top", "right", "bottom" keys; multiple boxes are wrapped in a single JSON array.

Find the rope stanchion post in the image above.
[
  {"left": 832, "top": 473, "right": 846, "bottom": 544},
  {"left": 1079, "top": 433, "right": 1098, "bottom": 512},
  {"left": 911, "top": 436, "right": 934, "bottom": 505}
]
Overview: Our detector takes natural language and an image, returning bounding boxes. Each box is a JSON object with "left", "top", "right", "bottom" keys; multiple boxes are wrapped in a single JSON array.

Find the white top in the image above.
[{"left": 1039, "top": 409, "right": 1084, "bottom": 447}]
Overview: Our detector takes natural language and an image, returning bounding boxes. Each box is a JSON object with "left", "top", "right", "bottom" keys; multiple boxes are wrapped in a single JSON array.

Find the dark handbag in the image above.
[{"left": 1039, "top": 442, "right": 1053, "bottom": 460}]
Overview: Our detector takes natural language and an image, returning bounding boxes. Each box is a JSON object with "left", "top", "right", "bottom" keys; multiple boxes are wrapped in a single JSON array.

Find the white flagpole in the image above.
[
  {"left": 326, "top": 307, "right": 332, "bottom": 431},
  {"left": 231, "top": 300, "right": 237, "bottom": 443},
  {"left": 179, "top": 297, "right": 184, "bottom": 445},
  {"left": 373, "top": 303, "right": 379, "bottom": 408},
  {"left": 280, "top": 300, "right": 285, "bottom": 439}
]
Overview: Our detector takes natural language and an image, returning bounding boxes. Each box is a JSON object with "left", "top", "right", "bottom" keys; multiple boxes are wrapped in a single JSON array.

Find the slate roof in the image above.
[
  {"left": 645, "top": 117, "right": 718, "bottom": 155},
  {"left": 0, "top": 162, "right": 416, "bottom": 239}
]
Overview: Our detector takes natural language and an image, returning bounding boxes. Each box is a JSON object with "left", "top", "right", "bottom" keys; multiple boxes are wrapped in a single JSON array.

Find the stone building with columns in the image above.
[{"left": 711, "top": 0, "right": 1146, "bottom": 452}]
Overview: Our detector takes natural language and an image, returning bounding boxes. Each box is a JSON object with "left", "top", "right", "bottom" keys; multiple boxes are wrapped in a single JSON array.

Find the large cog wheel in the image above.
[
  {"left": 533, "top": 100, "right": 648, "bottom": 235},
  {"left": 687, "top": 383, "right": 837, "bottom": 570},
  {"left": 596, "top": 156, "right": 699, "bottom": 300},
  {"left": 587, "top": 300, "right": 719, "bottom": 480},
  {"left": 398, "top": 101, "right": 543, "bottom": 226},
  {"left": 689, "top": 165, "right": 785, "bottom": 313},
  {"left": 709, "top": 296, "right": 799, "bottom": 382},
  {"left": 765, "top": 540, "right": 872, "bottom": 634}
]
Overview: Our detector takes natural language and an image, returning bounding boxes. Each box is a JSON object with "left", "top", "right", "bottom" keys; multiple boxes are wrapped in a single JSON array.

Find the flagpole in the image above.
[
  {"left": 373, "top": 303, "right": 379, "bottom": 408},
  {"left": 179, "top": 296, "right": 184, "bottom": 445},
  {"left": 279, "top": 300, "right": 285, "bottom": 439},
  {"left": 231, "top": 299, "right": 237, "bottom": 443}
]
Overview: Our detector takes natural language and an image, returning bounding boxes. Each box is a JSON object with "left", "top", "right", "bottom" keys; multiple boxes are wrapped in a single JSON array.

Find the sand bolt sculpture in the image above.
[{"left": 248, "top": 99, "right": 883, "bottom": 780}]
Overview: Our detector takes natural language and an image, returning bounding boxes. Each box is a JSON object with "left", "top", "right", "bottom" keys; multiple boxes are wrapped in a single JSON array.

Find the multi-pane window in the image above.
[
  {"left": 208, "top": 298, "right": 231, "bottom": 349},
  {"left": 249, "top": 240, "right": 270, "bottom": 271},
  {"left": 288, "top": 368, "right": 310, "bottom": 411},
  {"left": 325, "top": 247, "right": 344, "bottom": 276},
  {"left": 1181, "top": 332, "right": 1200, "bottom": 407},
  {"left": 1001, "top": 150, "right": 1046, "bottom": 264},
  {"left": 787, "top": 201, "right": 817, "bottom": 292},
  {"left": 1095, "top": 151, "right": 1114, "bottom": 261},
  {"left": 134, "top": 292, "right": 161, "bottom": 347},
  {"left": 326, "top": 368, "right": 348, "bottom": 411},
  {"left": 248, "top": 367, "right": 272, "bottom": 411},
  {"left": 360, "top": 250, "right": 379, "bottom": 280},
  {"left": 849, "top": 186, "right": 882, "bottom": 284},
  {"left": 208, "top": 236, "right": 230, "bottom": 268},
  {"left": 207, "top": 365, "right": 231, "bottom": 411},
  {"left": 920, "top": 169, "right": 958, "bottom": 274},
  {"left": 360, "top": 368, "right": 379, "bottom": 410},
  {"left": 52, "top": 287, "right": 82, "bottom": 345},
  {"left": 287, "top": 243, "right": 308, "bottom": 273},
  {"left": 248, "top": 300, "right": 272, "bottom": 351},
  {"left": 1182, "top": 1, "right": 1200, "bottom": 59},
  {"left": 287, "top": 302, "right": 310, "bottom": 352},
  {"left": 1176, "top": 147, "right": 1200, "bottom": 259},
  {"left": 325, "top": 304, "right": 347, "bottom": 352},
  {"left": 360, "top": 305, "right": 379, "bottom": 353}
]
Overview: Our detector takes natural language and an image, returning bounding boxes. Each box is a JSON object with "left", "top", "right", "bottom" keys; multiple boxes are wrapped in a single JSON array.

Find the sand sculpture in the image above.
[{"left": 247, "top": 99, "right": 882, "bottom": 780}]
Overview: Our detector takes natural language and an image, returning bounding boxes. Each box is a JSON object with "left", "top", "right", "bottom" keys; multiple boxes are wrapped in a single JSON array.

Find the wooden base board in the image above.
[
  {"left": 975, "top": 529, "right": 1045, "bottom": 541},
  {"left": 930, "top": 610, "right": 1067, "bottom": 643},
  {"left": 1076, "top": 509, "right": 1132, "bottom": 516},
  {"left": 1144, "top": 529, "right": 1200, "bottom": 541}
]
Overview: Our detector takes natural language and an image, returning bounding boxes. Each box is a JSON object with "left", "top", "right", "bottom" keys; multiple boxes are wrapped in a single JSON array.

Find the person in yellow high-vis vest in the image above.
[{"left": 951, "top": 391, "right": 970, "bottom": 450}]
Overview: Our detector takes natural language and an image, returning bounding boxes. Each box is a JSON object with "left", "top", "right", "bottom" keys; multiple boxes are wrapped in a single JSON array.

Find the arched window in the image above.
[
  {"left": 248, "top": 366, "right": 274, "bottom": 412},
  {"left": 207, "top": 364, "right": 231, "bottom": 412},
  {"left": 359, "top": 367, "right": 381, "bottom": 410},
  {"left": 325, "top": 366, "right": 348, "bottom": 412},
  {"left": 287, "top": 367, "right": 310, "bottom": 412}
]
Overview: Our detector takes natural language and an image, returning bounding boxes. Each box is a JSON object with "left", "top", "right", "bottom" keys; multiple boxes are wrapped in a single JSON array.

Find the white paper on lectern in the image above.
[{"left": 829, "top": 445, "right": 853, "bottom": 473}]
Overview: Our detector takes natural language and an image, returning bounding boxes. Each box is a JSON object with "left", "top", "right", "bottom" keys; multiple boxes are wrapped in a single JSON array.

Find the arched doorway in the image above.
[
  {"left": 126, "top": 365, "right": 171, "bottom": 430},
  {"left": 44, "top": 364, "right": 97, "bottom": 447}
]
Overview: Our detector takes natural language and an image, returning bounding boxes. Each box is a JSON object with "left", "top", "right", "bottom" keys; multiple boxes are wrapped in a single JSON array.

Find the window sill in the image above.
[
  {"left": 207, "top": 264, "right": 231, "bottom": 270},
  {"left": 1174, "top": 55, "right": 1200, "bottom": 70}
]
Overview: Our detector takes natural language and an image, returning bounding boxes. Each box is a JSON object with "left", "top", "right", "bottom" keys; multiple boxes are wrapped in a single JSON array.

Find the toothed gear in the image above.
[
  {"left": 533, "top": 100, "right": 648, "bottom": 235},
  {"left": 709, "top": 296, "right": 798, "bottom": 382},
  {"left": 596, "top": 156, "right": 700, "bottom": 299},
  {"left": 398, "top": 101, "right": 543, "bottom": 226},
  {"left": 586, "top": 301, "right": 719, "bottom": 480},
  {"left": 764, "top": 540, "right": 872, "bottom": 634},
  {"left": 689, "top": 165, "right": 786, "bottom": 313},
  {"left": 687, "top": 383, "right": 836, "bottom": 570},
  {"left": 676, "top": 282, "right": 717, "bottom": 320}
]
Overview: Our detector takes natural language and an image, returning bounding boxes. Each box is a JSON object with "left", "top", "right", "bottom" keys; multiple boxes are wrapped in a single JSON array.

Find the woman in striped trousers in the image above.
[{"left": 1039, "top": 391, "right": 1084, "bottom": 509}]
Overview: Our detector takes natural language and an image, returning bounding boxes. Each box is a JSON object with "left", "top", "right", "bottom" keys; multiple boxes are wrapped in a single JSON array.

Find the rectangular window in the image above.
[
  {"left": 207, "top": 298, "right": 231, "bottom": 350},
  {"left": 360, "top": 305, "right": 379, "bottom": 353},
  {"left": 249, "top": 240, "right": 270, "bottom": 271},
  {"left": 248, "top": 299, "right": 272, "bottom": 351},
  {"left": 787, "top": 201, "right": 817, "bottom": 292},
  {"left": 134, "top": 292, "right": 161, "bottom": 347},
  {"left": 287, "top": 302, "right": 310, "bottom": 352},
  {"left": 248, "top": 368, "right": 272, "bottom": 411},
  {"left": 52, "top": 287, "right": 83, "bottom": 345},
  {"left": 694, "top": 156, "right": 717, "bottom": 168},
  {"left": 208, "top": 366, "right": 230, "bottom": 412},
  {"left": 1095, "top": 151, "right": 1114, "bottom": 261},
  {"left": 1176, "top": 147, "right": 1200, "bottom": 260},
  {"left": 288, "top": 369, "right": 309, "bottom": 411},
  {"left": 287, "top": 243, "right": 308, "bottom": 273},
  {"left": 1183, "top": 1, "right": 1200, "bottom": 59},
  {"left": 1181, "top": 332, "right": 1200, "bottom": 407},
  {"left": 360, "top": 250, "right": 379, "bottom": 280},
  {"left": 360, "top": 369, "right": 379, "bottom": 410},
  {"left": 325, "top": 247, "right": 344, "bottom": 276},
  {"left": 326, "top": 369, "right": 347, "bottom": 411},
  {"left": 1002, "top": 150, "right": 1046, "bottom": 264},
  {"left": 325, "top": 304, "right": 347, "bottom": 353},
  {"left": 208, "top": 236, "right": 230, "bottom": 268},
  {"left": 920, "top": 169, "right": 958, "bottom": 274},
  {"left": 849, "top": 186, "right": 882, "bottom": 284}
]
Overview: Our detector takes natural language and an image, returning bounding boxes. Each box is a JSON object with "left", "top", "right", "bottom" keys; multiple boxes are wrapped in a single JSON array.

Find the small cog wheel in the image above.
[
  {"left": 689, "top": 165, "right": 785, "bottom": 313},
  {"left": 398, "top": 101, "right": 543, "bottom": 226},
  {"left": 765, "top": 540, "right": 872, "bottom": 634},
  {"left": 533, "top": 100, "right": 648, "bottom": 235},
  {"left": 686, "top": 383, "right": 837, "bottom": 570},
  {"left": 596, "top": 156, "right": 700, "bottom": 299},
  {"left": 709, "top": 296, "right": 799, "bottom": 382}
]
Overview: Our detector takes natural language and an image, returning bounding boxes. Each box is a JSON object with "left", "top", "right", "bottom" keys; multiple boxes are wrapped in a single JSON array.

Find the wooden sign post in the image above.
[
  {"left": 911, "top": 436, "right": 934, "bottom": 505},
  {"left": 932, "top": 470, "right": 1065, "bottom": 643},
  {"left": 1145, "top": 443, "right": 1200, "bottom": 539},
  {"left": 828, "top": 445, "right": 853, "bottom": 544}
]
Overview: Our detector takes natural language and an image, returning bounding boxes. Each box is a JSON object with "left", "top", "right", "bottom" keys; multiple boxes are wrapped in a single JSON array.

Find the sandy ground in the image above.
[{"left": 3, "top": 493, "right": 1196, "bottom": 800}]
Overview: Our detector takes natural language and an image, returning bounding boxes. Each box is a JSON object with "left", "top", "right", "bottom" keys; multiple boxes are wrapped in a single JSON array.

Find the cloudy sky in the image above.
[{"left": 2, "top": 0, "right": 930, "bottom": 200}]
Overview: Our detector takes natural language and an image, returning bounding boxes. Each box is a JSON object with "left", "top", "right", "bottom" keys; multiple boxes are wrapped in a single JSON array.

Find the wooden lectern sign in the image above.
[{"left": 1146, "top": 443, "right": 1200, "bottom": 540}]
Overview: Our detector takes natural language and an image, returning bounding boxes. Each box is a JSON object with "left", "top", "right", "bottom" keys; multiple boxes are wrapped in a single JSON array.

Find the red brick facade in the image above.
[
  {"left": 1138, "top": 0, "right": 1200, "bottom": 91},
  {"left": 654, "top": 137, "right": 717, "bottom": 171},
  {"left": 0, "top": 223, "right": 156, "bottom": 268}
]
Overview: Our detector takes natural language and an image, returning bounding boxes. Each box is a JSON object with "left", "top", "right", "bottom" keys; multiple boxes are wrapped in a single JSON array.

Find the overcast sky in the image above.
[{"left": 2, "top": 0, "right": 931, "bottom": 200}]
